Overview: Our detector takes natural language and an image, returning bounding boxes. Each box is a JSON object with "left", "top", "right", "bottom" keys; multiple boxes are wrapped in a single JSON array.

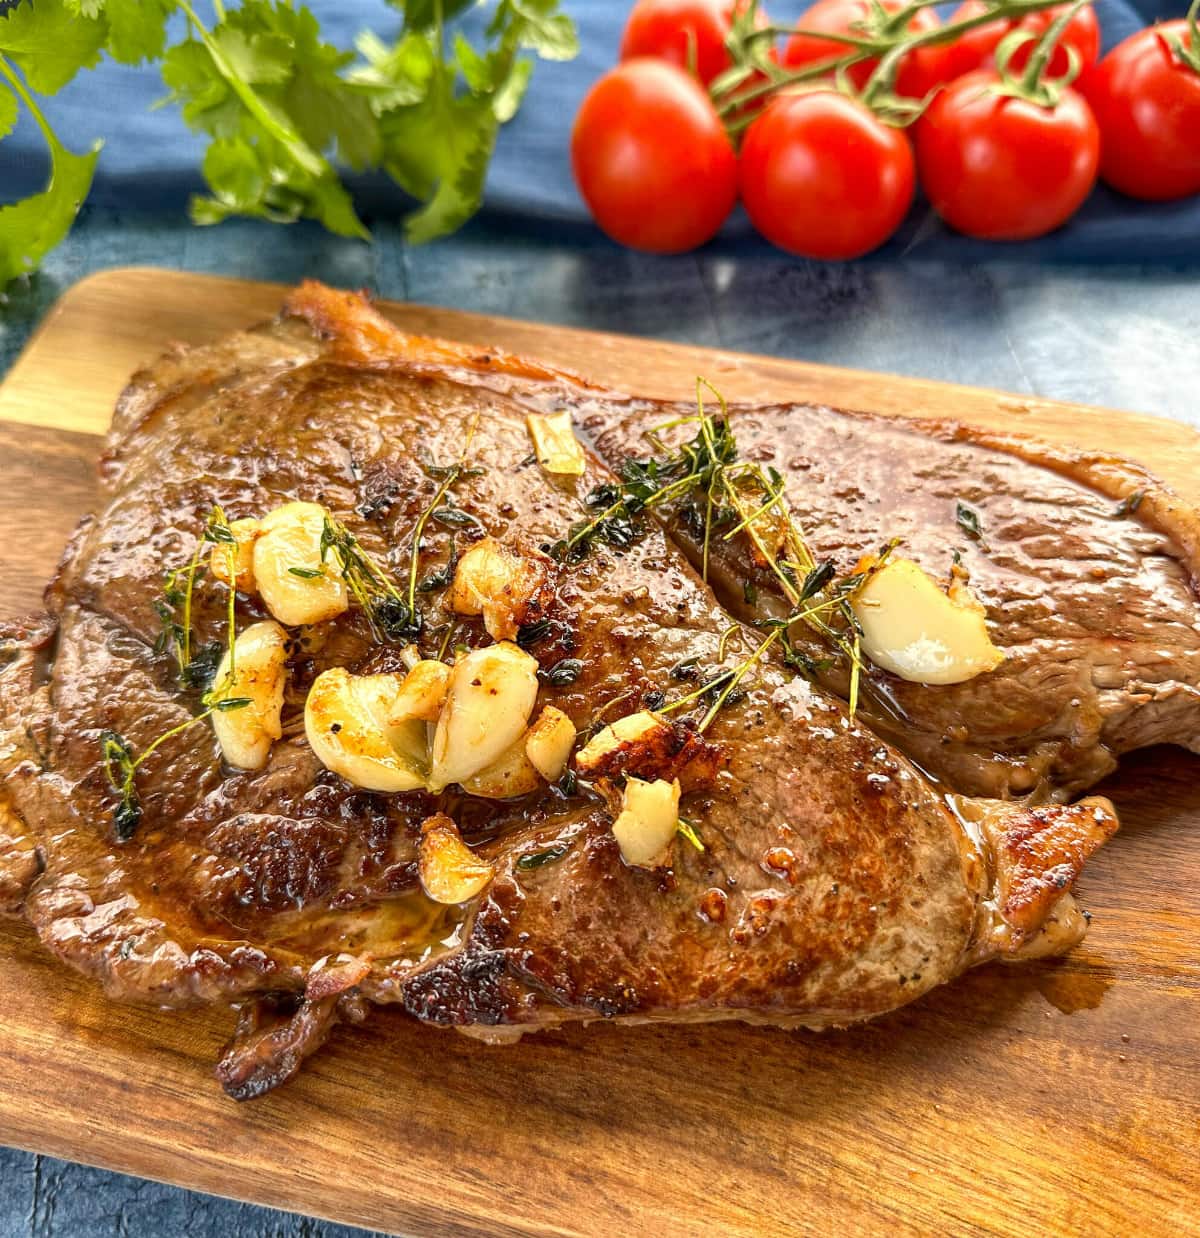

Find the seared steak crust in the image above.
[{"left": 0, "top": 285, "right": 1122, "bottom": 1095}]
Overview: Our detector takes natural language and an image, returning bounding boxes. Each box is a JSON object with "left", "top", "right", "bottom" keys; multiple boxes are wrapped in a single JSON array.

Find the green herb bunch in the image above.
[{"left": 0, "top": 0, "right": 578, "bottom": 288}]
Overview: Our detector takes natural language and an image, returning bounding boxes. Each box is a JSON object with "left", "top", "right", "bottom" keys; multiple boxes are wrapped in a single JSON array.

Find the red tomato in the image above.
[
  {"left": 620, "top": 0, "right": 769, "bottom": 86},
  {"left": 782, "top": 0, "right": 948, "bottom": 99},
  {"left": 739, "top": 90, "right": 915, "bottom": 259},
  {"left": 571, "top": 59, "right": 739, "bottom": 253},
  {"left": 916, "top": 70, "right": 1099, "bottom": 240},
  {"left": 941, "top": 1, "right": 1101, "bottom": 82},
  {"left": 1085, "top": 21, "right": 1200, "bottom": 201}
]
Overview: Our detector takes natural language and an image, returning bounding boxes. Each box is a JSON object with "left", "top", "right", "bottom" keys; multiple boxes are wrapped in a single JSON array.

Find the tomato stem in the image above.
[
  {"left": 1018, "top": 0, "right": 1091, "bottom": 93},
  {"left": 716, "top": 0, "right": 1096, "bottom": 130}
]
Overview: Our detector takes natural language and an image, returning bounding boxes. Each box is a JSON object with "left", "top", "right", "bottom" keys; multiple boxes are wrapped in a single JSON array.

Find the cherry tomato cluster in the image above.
[{"left": 571, "top": 0, "right": 1200, "bottom": 259}]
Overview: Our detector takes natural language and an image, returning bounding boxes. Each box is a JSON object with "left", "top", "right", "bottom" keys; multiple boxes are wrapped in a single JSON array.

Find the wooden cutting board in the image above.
[{"left": 0, "top": 267, "right": 1196, "bottom": 1238}]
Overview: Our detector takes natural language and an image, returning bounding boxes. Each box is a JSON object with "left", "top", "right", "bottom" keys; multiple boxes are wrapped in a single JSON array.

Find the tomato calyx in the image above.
[
  {"left": 1161, "top": 0, "right": 1200, "bottom": 75},
  {"left": 982, "top": 0, "right": 1090, "bottom": 107}
]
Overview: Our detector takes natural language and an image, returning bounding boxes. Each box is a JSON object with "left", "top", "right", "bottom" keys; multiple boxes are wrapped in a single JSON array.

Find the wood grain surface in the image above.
[{"left": 0, "top": 267, "right": 1196, "bottom": 1238}]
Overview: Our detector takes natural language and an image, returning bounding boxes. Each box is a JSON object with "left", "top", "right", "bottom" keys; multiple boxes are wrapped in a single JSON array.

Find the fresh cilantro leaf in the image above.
[
  {"left": 494, "top": 0, "right": 580, "bottom": 62},
  {"left": 492, "top": 57, "right": 532, "bottom": 123},
  {"left": 0, "top": 118, "right": 100, "bottom": 284},
  {"left": 77, "top": 0, "right": 177, "bottom": 65},
  {"left": 382, "top": 81, "right": 497, "bottom": 243},
  {"left": 0, "top": 0, "right": 106, "bottom": 93},
  {"left": 210, "top": 25, "right": 291, "bottom": 87},
  {"left": 347, "top": 30, "right": 433, "bottom": 115},
  {"left": 0, "top": 0, "right": 578, "bottom": 284},
  {"left": 168, "top": 1, "right": 369, "bottom": 239}
]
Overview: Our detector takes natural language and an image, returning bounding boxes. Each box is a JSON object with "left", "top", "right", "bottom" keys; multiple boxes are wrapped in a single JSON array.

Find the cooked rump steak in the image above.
[
  {"left": 0, "top": 284, "right": 1137, "bottom": 1098},
  {"left": 591, "top": 404, "right": 1200, "bottom": 799}
]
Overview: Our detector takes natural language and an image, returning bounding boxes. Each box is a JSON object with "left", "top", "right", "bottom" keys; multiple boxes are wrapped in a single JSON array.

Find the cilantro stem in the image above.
[{"left": 0, "top": 56, "right": 55, "bottom": 149}]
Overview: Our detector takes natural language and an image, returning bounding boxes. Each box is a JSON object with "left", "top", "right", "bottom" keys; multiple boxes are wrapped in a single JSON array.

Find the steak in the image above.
[
  {"left": 590, "top": 402, "right": 1200, "bottom": 798},
  {"left": 0, "top": 284, "right": 1120, "bottom": 1097}
]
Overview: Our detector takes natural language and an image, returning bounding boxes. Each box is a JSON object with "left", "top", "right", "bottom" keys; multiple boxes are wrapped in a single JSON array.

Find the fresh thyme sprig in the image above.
[
  {"left": 100, "top": 685, "right": 252, "bottom": 842},
  {"left": 545, "top": 384, "right": 737, "bottom": 565},
  {"left": 320, "top": 514, "right": 421, "bottom": 643},
  {"left": 550, "top": 378, "right": 905, "bottom": 727},
  {"left": 114, "top": 505, "right": 254, "bottom": 840},
  {"left": 154, "top": 505, "right": 241, "bottom": 690}
]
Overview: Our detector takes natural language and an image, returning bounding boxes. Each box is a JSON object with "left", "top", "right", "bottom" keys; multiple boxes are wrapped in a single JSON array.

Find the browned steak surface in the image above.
[
  {"left": 0, "top": 285, "right": 1119, "bottom": 1097},
  {"left": 591, "top": 403, "right": 1200, "bottom": 798}
]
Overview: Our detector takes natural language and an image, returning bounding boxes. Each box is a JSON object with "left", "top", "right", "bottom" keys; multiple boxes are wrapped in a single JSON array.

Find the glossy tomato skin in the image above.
[
  {"left": 1085, "top": 21, "right": 1200, "bottom": 201},
  {"left": 941, "top": 2, "right": 1100, "bottom": 82},
  {"left": 916, "top": 70, "right": 1099, "bottom": 240},
  {"left": 782, "top": 0, "right": 948, "bottom": 99},
  {"left": 571, "top": 59, "right": 738, "bottom": 253},
  {"left": 740, "top": 91, "right": 915, "bottom": 260},
  {"left": 620, "top": 0, "right": 769, "bottom": 86}
]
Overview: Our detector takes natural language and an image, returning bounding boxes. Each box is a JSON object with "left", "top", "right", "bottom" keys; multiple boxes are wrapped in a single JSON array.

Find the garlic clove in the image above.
[
  {"left": 461, "top": 735, "right": 544, "bottom": 799},
  {"left": 304, "top": 667, "right": 427, "bottom": 792},
  {"left": 524, "top": 705, "right": 576, "bottom": 782},
  {"left": 391, "top": 659, "right": 451, "bottom": 724},
  {"left": 253, "top": 501, "right": 349, "bottom": 627},
  {"left": 210, "top": 516, "right": 262, "bottom": 594},
  {"left": 418, "top": 814, "right": 495, "bottom": 905},
  {"left": 851, "top": 557, "right": 1005, "bottom": 686},
  {"left": 526, "top": 409, "right": 586, "bottom": 477},
  {"left": 449, "top": 537, "right": 547, "bottom": 642},
  {"left": 611, "top": 777, "right": 682, "bottom": 869},
  {"left": 575, "top": 711, "right": 668, "bottom": 774},
  {"left": 211, "top": 619, "right": 289, "bottom": 771},
  {"left": 428, "top": 642, "right": 539, "bottom": 792}
]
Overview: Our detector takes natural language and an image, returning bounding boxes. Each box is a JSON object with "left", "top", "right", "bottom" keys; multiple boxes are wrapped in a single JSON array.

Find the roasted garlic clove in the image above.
[
  {"left": 461, "top": 736, "right": 544, "bottom": 799},
  {"left": 428, "top": 642, "right": 539, "bottom": 792},
  {"left": 210, "top": 516, "right": 262, "bottom": 594},
  {"left": 575, "top": 710, "right": 668, "bottom": 775},
  {"left": 253, "top": 501, "right": 349, "bottom": 627},
  {"left": 851, "top": 557, "right": 1005, "bottom": 686},
  {"left": 211, "top": 619, "right": 289, "bottom": 771},
  {"left": 524, "top": 705, "right": 576, "bottom": 782},
  {"left": 418, "top": 814, "right": 495, "bottom": 904},
  {"left": 449, "top": 537, "right": 548, "bottom": 642},
  {"left": 305, "top": 667, "right": 427, "bottom": 792},
  {"left": 526, "top": 409, "right": 586, "bottom": 477},
  {"left": 611, "top": 777, "right": 682, "bottom": 869},
  {"left": 391, "top": 659, "right": 451, "bottom": 724}
]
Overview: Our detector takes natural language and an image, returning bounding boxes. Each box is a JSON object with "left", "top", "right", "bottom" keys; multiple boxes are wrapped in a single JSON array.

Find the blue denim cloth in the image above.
[{"left": 1, "top": 0, "right": 1196, "bottom": 263}]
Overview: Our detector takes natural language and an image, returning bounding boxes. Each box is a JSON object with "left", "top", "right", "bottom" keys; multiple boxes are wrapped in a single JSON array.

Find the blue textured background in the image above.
[
  {"left": 3, "top": 0, "right": 1199, "bottom": 261},
  {"left": 1, "top": 1, "right": 1199, "bottom": 1235}
]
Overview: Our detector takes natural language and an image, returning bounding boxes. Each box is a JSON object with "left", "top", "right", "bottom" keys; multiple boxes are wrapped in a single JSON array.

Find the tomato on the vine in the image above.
[
  {"left": 740, "top": 90, "right": 915, "bottom": 259},
  {"left": 1084, "top": 20, "right": 1200, "bottom": 201},
  {"left": 619, "top": 0, "right": 769, "bottom": 86},
  {"left": 571, "top": 59, "right": 738, "bottom": 253},
  {"left": 781, "top": 0, "right": 949, "bottom": 99},
  {"left": 916, "top": 70, "right": 1099, "bottom": 240},
  {"left": 940, "top": 2, "right": 1101, "bottom": 83}
]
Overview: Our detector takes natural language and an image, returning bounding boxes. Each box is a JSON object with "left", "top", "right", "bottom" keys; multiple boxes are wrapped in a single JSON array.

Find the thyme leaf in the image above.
[
  {"left": 517, "top": 843, "right": 572, "bottom": 870},
  {"left": 1113, "top": 490, "right": 1144, "bottom": 518},
  {"left": 956, "top": 501, "right": 983, "bottom": 540},
  {"left": 677, "top": 818, "right": 705, "bottom": 852}
]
